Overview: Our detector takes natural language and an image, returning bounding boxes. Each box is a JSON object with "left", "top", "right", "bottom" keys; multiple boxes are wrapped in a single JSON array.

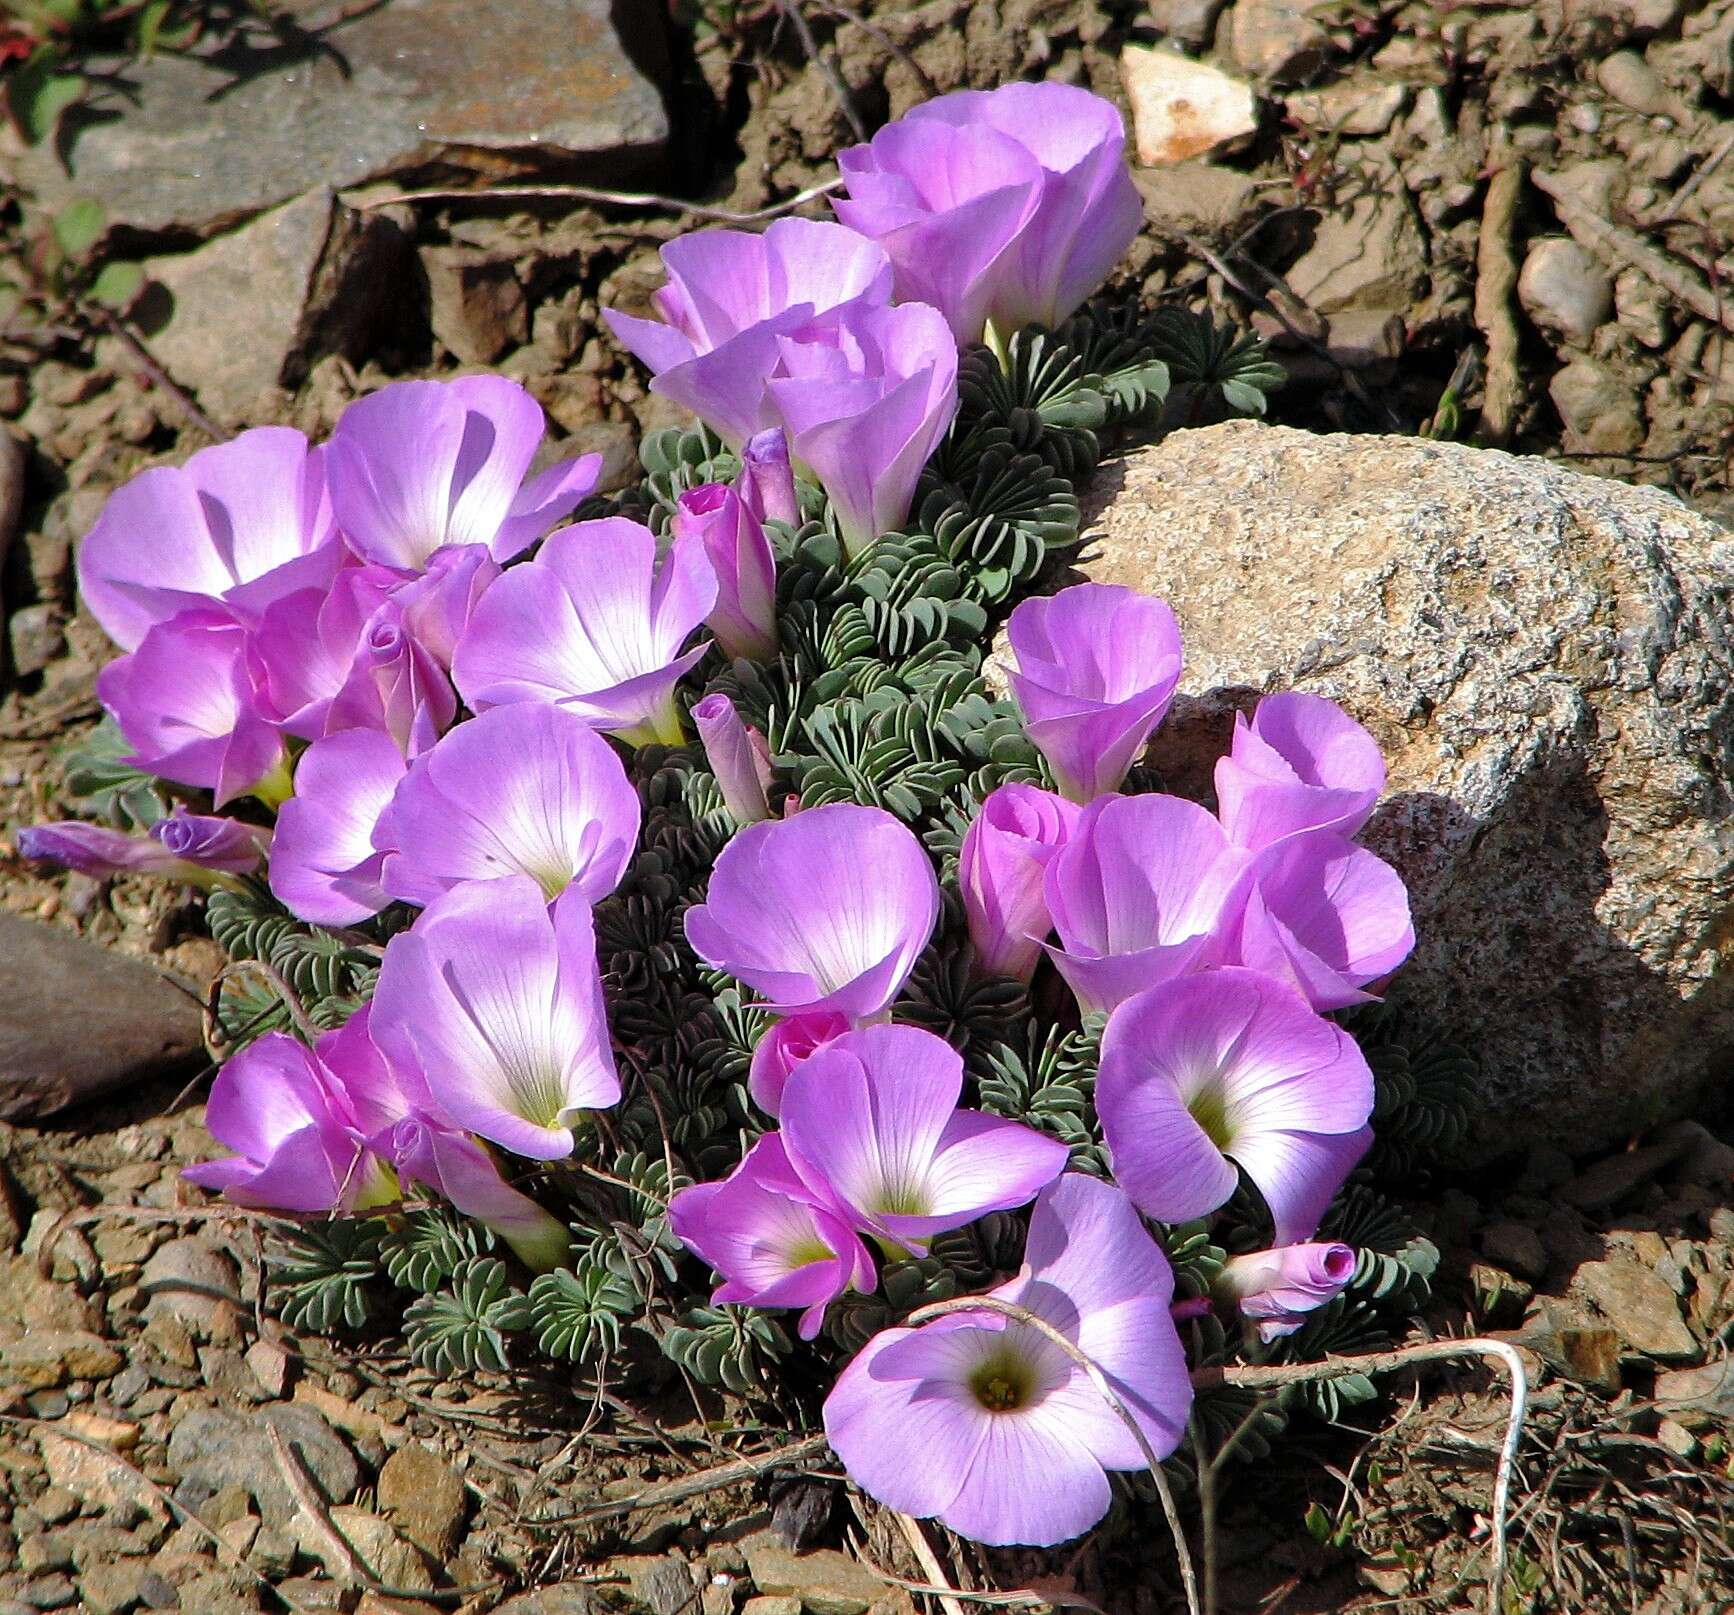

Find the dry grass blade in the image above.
[
  {"left": 359, "top": 176, "right": 843, "bottom": 221},
  {"left": 1473, "top": 158, "right": 1526, "bottom": 445},
  {"left": 894, "top": 1512, "right": 969, "bottom": 1615},
  {"left": 568, "top": 1430, "right": 832, "bottom": 1522}
]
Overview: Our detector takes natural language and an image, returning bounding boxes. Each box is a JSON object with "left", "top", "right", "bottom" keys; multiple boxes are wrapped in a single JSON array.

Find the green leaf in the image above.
[
  {"left": 87, "top": 259, "right": 143, "bottom": 309},
  {"left": 52, "top": 198, "right": 105, "bottom": 260},
  {"left": 134, "top": 0, "right": 172, "bottom": 56},
  {"left": 1304, "top": 1502, "right": 1333, "bottom": 1545},
  {"left": 9, "top": 52, "right": 86, "bottom": 146}
]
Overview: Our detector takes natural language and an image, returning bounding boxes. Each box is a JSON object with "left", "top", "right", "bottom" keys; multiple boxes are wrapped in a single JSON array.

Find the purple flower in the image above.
[
  {"left": 77, "top": 427, "right": 337, "bottom": 652},
  {"left": 835, "top": 83, "right": 1142, "bottom": 341},
  {"left": 324, "top": 596, "right": 458, "bottom": 758},
  {"left": 252, "top": 568, "right": 397, "bottom": 741},
  {"left": 766, "top": 299, "right": 958, "bottom": 557},
  {"left": 269, "top": 729, "right": 407, "bottom": 924},
  {"left": 747, "top": 1009, "right": 850, "bottom": 1118},
  {"left": 1216, "top": 1243, "right": 1357, "bottom": 1342},
  {"left": 370, "top": 876, "right": 620, "bottom": 1159},
  {"left": 182, "top": 1031, "right": 395, "bottom": 1213},
  {"left": 453, "top": 517, "right": 717, "bottom": 746},
  {"left": 1214, "top": 833, "right": 1414, "bottom": 1012},
  {"left": 781, "top": 1024, "right": 1068, "bottom": 1248},
  {"left": 378, "top": 702, "right": 640, "bottom": 906},
  {"left": 824, "top": 1173, "right": 1191, "bottom": 1547},
  {"left": 739, "top": 428, "right": 801, "bottom": 527},
  {"left": 604, "top": 218, "right": 894, "bottom": 446},
  {"left": 1042, "top": 793, "right": 1240, "bottom": 1015},
  {"left": 1005, "top": 583, "right": 1183, "bottom": 802},
  {"left": 327, "top": 376, "right": 600, "bottom": 571},
  {"left": 1215, "top": 693, "right": 1385, "bottom": 851},
  {"left": 674, "top": 483, "right": 777, "bottom": 661},
  {"left": 693, "top": 693, "right": 772, "bottom": 826},
  {"left": 18, "top": 822, "right": 184, "bottom": 880},
  {"left": 1096, "top": 968, "right": 1375, "bottom": 1245},
  {"left": 97, "top": 613, "right": 289, "bottom": 806},
  {"left": 333, "top": 1007, "right": 572, "bottom": 1270},
  {"left": 958, "top": 783, "right": 1081, "bottom": 982},
  {"left": 684, "top": 803, "right": 940, "bottom": 1021},
  {"left": 392, "top": 543, "right": 502, "bottom": 670},
  {"left": 149, "top": 806, "right": 268, "bottom": 875},
  {"left": 20, "top": 812, "right": 263, "bottom": 884},
  {"left": 670, "top": 1133, "right": 876, "bottom": 1340}
]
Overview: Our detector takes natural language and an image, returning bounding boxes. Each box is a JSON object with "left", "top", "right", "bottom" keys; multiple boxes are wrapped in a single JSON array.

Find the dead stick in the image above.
[
  {"left": 88, "top": 306, "right": 227, "bottom": 441},
  {"left": 894, "top": 1513, "right": 969, "bottom": 1615},
  {"left": 1655, "top": 128, "right": 1734, "bottom": 224},
  {"left": 1532, "top": 169, "right": 1734, "bottom": 338},
  {"left": 1474, "top": 159, "right": 1526, "bottom": 446},
  {"left": 570, "top": 1431, "right": 832, "bottom": 1522},
  {"left": 1195, "top": 1336, "right": 1529, "bottom": 1615},
  {"left": 359, "top": 176, "right": 843, "bottom": 221},
  {"left": 779, "top": 0, "right": 868, "bottom": 142}
]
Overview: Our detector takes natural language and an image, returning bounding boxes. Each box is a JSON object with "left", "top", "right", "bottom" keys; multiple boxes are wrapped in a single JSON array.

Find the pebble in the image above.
[
  {"left": 1576, "top": 1259, "right": 1699, "bottom": 1359},
  {"left": 139, "top": 1240, "right": 242, "bottom": 1342},
  {"left": 1119, "top": 47, "right": 1258, "bottom": 166},
  {"left": 1517, "top": 237, "right": 1613, "bottom": 348},
  {"left": 1549, "top": 356, "right": 1646, "bottom": 455},
  {"left": 0, "top": 1331, "right": 123, "bottom": 1389},
  {"left": 1595, "top": 50, "right": 1677, "bottom": 117},
  {"left": 166, "top": 1406, "right": 359, "bottom": 1527},
  {"left": 19, "top": 1575, "right": 77, "bottom": 1610},
  {"left": 741, "top": 1532, "right": 893, "bottom": 1615},
  {"left": 377, "top": 1444, "right": 467, "bottom": 1560},
  {"left": 1480, "top": 1221, "right": 1549, "bottom": 1283}
]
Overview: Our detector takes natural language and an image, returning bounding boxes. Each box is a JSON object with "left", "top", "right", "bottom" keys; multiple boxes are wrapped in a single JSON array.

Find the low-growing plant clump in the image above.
[{"left": 24, "top": 76, "right": 1469, "bottom": 1587}]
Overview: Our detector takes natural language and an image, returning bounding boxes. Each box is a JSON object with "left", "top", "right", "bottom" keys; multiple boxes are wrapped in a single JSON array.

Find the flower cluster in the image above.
[{"left": 29, "top": 78, "right": 1407, "bottom": 1558}]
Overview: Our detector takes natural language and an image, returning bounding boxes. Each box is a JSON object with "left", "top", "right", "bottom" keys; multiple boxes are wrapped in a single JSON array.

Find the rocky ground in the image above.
[{"left": 2, "top": 0, "right": 1734, "bottom": 1610}]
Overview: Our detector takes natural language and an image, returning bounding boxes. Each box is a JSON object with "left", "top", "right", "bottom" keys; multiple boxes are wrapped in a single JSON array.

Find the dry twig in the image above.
[
  {"left": 358, "top": 176, "right": 843, "bottom": 221},
  {"left": 1533, "top": 169, "right": 1734, "bottom": 337},
  {"left": 568, "top": 1431, "right": 832, "bottom": 1523},
  {"left": 1195, "top": 1335, "right": 1529, "bottom": 1615},
  {"left": 1473, "top": 158, "right": 1526, "bottom": 445},
  {"left": 894, "top": 1512, "right": 970, "bottom": 1615}
]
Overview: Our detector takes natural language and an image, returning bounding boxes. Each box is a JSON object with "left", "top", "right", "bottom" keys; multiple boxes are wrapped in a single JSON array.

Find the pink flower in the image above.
[
  {"left": 747, "top": 1010, "right": 850, "bottom": 1118},
  {"left": 1215, "top": 693, "right": 1385, "bottom": 851},
  {"left": 1216, "top": 1243, "right": 1357, "bottom": 1342},
  {"left": 824, "top": 1174, "right": 1191, "bottom": 1547},
  {"left": 957, "top": 782, "right": 1080, "bottom": 982}
]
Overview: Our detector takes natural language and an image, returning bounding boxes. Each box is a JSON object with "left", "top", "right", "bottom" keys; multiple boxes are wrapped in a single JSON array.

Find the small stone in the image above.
[
  {"left": 1563, "top": 1135, "right": 1693, "bottom": 1210},
  {"left": 0, "top": 913, "right": 204, "bottom": 1122},
  {"left": 247, "top": 1524, "right": 299, "bottom": 1579},
  {"left": 1286, "top": 188, "right": 1427, "bottom": 315},
  {"left": 20, "top": 1533, "right": 74, "bottom": 1574},
  {"left": 1549, "top": 356, "right": 1645, "bottom": 454},
  {"left": 1480, "top": 1221, "right": 1549, "bottom": 1283},
  {"left": 424, "top": 247, "right": 529, "bottom": 365},
  {"left": 79, "top": 1561, "right": 145, "bottom": 1615},
  {"left": 136, "top": 1572, "right": 178, "bottom": 1610},
  {"left": 140, "top": 1240, "right": 241, "bottom": 1342},
  {"left": 1285, "top": 79, "right": 1408, "bottom": 137},
  {"left": 1655, "top": 1360, "right": 1734, "bottom": 1428},
  {"left": 8, "top": 604, "right": 64, "bottom": 678},
  {"left": 34, "top": 1488, "right": 78, "bottom": 1526},
  {"left": 1596, "top": 50, "right": 1678, "bottom": 117},
  {"left": 217, "top": 1516, "right": 260, "bottom": 1560},
  {"left": 1518, "top": 236, "right": 1613, "bottom": 347},
  {"left": 1577, "top": 1259, "right": 1699, "bottom": 1359},
  {"left": 1614, "top": 268, "right": 1671, "bottom": 349},
  {"left": 741, "top": 1532, "right": 897, "bottom": 1615},
  {"left": 39, "top": 1432, "right": 160, "bottom": 1519},
  {"left": 243, "top": 1340, "right": 291, "bottom": 1399},
  {"left": 1656, "top": 1417, "right": 1698, "bottom": 1456},
  {"left": 620, "top": 1555, "right": 699, "bottom": 1615},
  {"left": 1228, "top": 0, "right": 1334, "bottom": 80},
  {"left": 0, "top": 1331, "right": 123, "bottom": 1389},
  {"left": 1469, "top": 1262, "right": 1533, "bottom": 1324},
  {"left": 19, "top": 1574, "right": 77, "bottom": 1610},
  {"left": 493, "top": 1586, "right": 598, "bottom": 1614},
  {"left": 377, "top": 1443, "right": 466, "bottom": 1560},
  {"left": 1119, "top": 47, "right": 1258, "bottom": 166},
  {"left": 1144, "top": 0, "right": 1228, "bottom": 48},
  {"left": 744, "top": 1601, "right": 803, "bottom": 1615},
  {"left": 310, "top": 1508, "right": 432, "bottom": 1590},
  {"left": 167, "top": 1405, "right": 359, "bottom": 1526}
]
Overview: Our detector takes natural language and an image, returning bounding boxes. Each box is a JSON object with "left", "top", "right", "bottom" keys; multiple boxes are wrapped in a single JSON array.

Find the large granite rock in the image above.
[
  {"left": 1079, "top": 421, "right": 1734, "bottom": 1152},
  {"left": 0, "top": 913, "right": 203, "bottom": 1119},
  {"left": 20, "top": 0, "right": 669, "bottom": 236}
]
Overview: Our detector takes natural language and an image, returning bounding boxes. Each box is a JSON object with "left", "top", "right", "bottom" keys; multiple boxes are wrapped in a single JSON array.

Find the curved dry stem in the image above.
[
  {"left": 908, "top": 1294, "right": 1202, "bottom": 1615},
  {"left": 1195, "top": 1335, "right": 1529, "bottom": 1615}
]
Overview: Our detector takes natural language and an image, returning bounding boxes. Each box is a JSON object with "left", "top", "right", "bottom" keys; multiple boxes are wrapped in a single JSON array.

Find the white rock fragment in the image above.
[{"left": 1119, "top": 46, "right": 1258, "bottom": 166}]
